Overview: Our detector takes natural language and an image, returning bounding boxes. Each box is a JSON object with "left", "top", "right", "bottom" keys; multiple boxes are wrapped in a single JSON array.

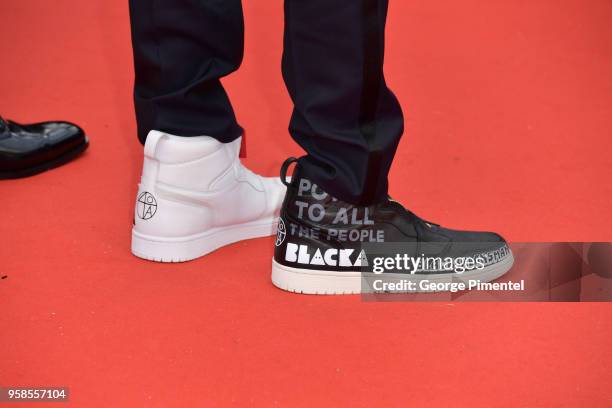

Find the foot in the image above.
[
  {"left": 0, "top": 117, "right": 88, "bottom": 179},
  {"left": 131, "top": 130, "right": 286, "bottom": 262},
  {"left": 272, "top": 158, "right": 514, "bottom": 294}
]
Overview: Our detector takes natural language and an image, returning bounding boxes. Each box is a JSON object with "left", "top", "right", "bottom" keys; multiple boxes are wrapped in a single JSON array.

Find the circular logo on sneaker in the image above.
[
  {"left": 137, "top": 191, "right": 157, "bottom": 220},
  {"left": 275, "top": 218, "right": 286, "bottom": 246}
]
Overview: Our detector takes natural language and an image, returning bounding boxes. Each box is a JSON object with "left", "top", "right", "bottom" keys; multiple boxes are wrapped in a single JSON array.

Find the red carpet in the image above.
[{"left": 1, "top": 0, "right": 611, "bottom": 406}]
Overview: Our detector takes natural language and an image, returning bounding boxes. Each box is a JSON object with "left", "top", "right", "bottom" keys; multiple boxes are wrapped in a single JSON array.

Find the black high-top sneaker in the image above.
[{"left": 272, "top": 158, "right": 514, "bottom": 295}]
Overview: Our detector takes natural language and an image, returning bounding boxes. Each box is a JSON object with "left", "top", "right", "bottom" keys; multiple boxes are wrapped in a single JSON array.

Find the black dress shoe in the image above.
[
  {"left": 0, "top": 117, "right": 89, "bottom": 179},
  {"left": 272, "top": 158, "right": 514, "bottom": 294}
]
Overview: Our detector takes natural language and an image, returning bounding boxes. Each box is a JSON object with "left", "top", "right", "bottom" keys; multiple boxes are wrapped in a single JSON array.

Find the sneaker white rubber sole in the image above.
[
  {"left": 132, "top": 216, "right": 278, "bottom": 263},
  {"left": 271, "top": 251, "right": 515, "bottom": 295}
]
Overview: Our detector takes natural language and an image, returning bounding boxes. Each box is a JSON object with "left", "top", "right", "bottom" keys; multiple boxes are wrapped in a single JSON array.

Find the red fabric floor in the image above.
[{"left": 1, "top": 0, "right": 611, "bottom": 406}]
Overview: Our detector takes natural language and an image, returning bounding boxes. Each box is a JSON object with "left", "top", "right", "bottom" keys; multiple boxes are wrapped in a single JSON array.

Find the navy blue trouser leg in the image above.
[
  {"left": 129, "top": 0, "right": 244, "bottom": 144},
  {"left": 283, "top": 0, "right": 404, "bottom": 205},
  {"left": 129, "top": 0, "right": 404, "bottom": 205}
]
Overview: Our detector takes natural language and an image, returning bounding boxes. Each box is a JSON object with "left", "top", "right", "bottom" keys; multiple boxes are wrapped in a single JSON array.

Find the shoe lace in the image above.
[
  {"left": 0, "top": 117, "right": 25, "bottom": 137},
  {"left": 0, "top": 117, "right": 8, "bottom": 139},
  {"left": 388, "top": 196, "right": 440, "bottom": 228}
]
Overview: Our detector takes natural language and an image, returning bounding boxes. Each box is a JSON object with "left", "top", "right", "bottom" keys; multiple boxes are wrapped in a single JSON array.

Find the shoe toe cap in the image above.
[{"left": 41, "top": 122, "right": 85, "bottom": 144}]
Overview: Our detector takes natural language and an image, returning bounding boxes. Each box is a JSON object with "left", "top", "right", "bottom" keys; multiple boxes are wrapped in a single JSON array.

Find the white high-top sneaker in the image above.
[{"left": 131, "top": 130, "right": 286, "bottom": 262}]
